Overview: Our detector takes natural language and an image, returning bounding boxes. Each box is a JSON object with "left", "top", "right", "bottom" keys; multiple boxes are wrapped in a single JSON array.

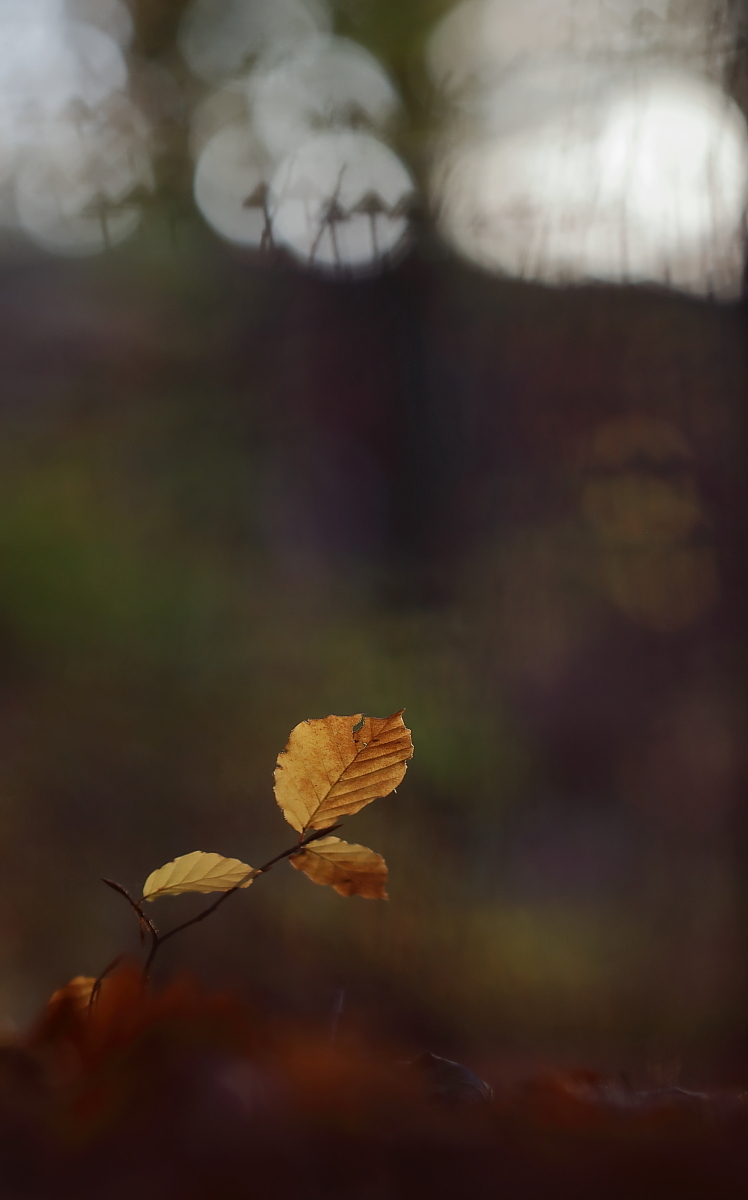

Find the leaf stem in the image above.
[
  {"left": 101, "top": 878, "right": 159, "bottom": 962},
  {"left": 89, "top": 953, "right": 127, "bottom": 1012},
  {"left": 102, "top": 825, "right": 342, "bottom": 982}
]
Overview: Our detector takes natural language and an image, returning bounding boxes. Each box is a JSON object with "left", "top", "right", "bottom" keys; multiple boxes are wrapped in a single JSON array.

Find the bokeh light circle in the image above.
[
  {"left": 433, "top": 70, "right": 748, "bottom": 298},
  {"left": 194, "top": 124, "right": 274, "bottom": 247},
  {"left": 249, "top": 34, "right": 400, "bottom": 158},
  {"left": 178, "top": 0, "right": 332, "bottom": 85},
  {"left": 269, "top": 130, "right": 415, "bottom": 273}
]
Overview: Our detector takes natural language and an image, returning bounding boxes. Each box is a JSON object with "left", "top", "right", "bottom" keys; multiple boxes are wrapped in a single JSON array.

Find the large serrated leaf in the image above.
[
  {"left": 142, "top": 852, "right": 256, "bottom": 901},
  {"left": 274, "top": 710, "right": 413, "bottom": 833},
  {"left": 290, "top": 836, "right": 388, "bottom": 899}
]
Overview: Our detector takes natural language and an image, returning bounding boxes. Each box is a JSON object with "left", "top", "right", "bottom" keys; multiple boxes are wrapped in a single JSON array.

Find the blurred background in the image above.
[{"left": 0, "top": 0, "right": 746, "bottom": 1083}]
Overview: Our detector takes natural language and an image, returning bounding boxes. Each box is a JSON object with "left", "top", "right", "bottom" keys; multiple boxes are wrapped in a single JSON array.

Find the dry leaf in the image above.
[
  {"left": 47, "top": 976, "right": 97, "bottom": 1017},
  {"left": 274, "top": 711, "right": 413, "bottom": 833},
  {"left": 142, "top": 852, "right": 256, "bottom": 901},
  {"left": 290, "top": 836, "right": 388, "bottom": 899}
]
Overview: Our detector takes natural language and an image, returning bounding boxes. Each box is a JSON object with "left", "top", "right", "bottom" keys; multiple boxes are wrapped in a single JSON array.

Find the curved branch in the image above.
[{"left": 103, "top": 824, "right": 343, "bottom": 979}]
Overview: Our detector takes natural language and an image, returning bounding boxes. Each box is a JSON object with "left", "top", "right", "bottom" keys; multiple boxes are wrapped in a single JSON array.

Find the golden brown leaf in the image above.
[
  {"left": 142, "top": 852, "right": 256, "bottom": 901},
  {"left": 290, "top": 836, "right": 388, "bottom": 899},
  {"left": 47, "top": 975, "right": 97, "bottom": 1017},
  {"left": 274, "top": 711, "right": 413, "bottom": 833}
]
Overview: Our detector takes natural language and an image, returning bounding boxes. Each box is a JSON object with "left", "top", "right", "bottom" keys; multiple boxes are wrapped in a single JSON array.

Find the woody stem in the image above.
[{"left": 102, "top": 825, "right": 342, "bottom": 982}]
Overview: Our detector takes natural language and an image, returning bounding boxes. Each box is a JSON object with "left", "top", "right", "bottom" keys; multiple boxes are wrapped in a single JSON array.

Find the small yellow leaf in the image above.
[
  {"left": 290, "top": 837, "right": 388, "bottom": 899},
  {"left": 274, "top": 711, "right": 413, "bottom": 833},
  {"left": 142, "top": 852, "right": 256, "bottom": 901}
]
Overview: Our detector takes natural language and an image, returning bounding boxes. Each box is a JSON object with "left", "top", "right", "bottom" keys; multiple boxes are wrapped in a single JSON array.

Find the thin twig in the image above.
[
  {"left": 88, "top": 954, "right": 127, "bottom": 1013},
  {"left": 144, "top": 823, "right": 342, "bottom": 971},
  {"left": 309, "top": 167, "right": 347, "bottom": 266},
  {"left": 102, "top": 877, "right": 160, "bottom": 980},
  {"left": 104, "top": 824, "right": 343, "bottom": 979},
  {"left": 101, "top": 879, "right": 159, "bottom": 940}
]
